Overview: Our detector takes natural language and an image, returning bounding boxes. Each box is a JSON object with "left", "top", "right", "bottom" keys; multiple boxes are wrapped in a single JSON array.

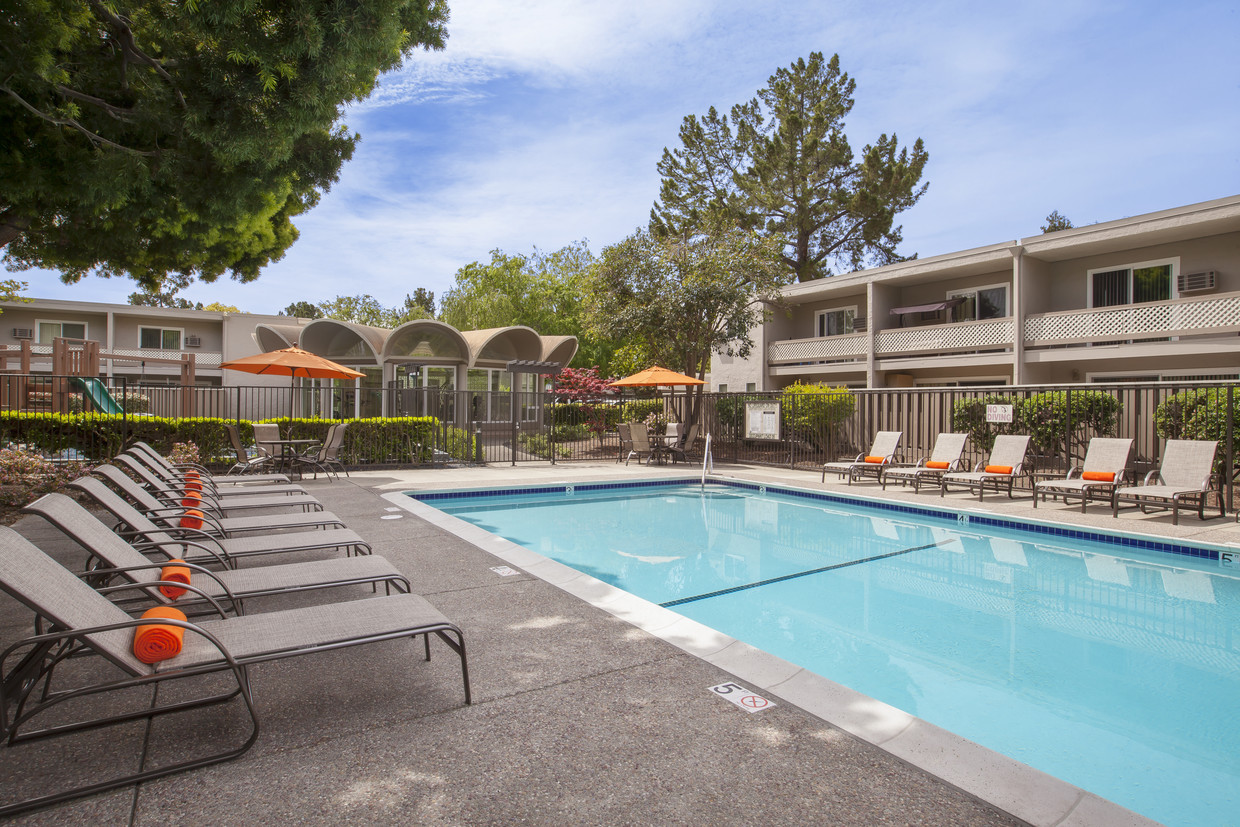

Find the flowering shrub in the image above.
[
  {"left": 642, "top": 410, "right": 675, "bottom": 434},
  {"left": 0, "top": 447, "right": 91, "bottom": 507},
  {"left": 166, "top": 442, "right": 201, "bottom": 466}
]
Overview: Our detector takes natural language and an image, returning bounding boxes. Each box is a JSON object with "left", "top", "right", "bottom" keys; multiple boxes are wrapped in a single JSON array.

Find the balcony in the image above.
[
  {"left": 1023, "top": 291, "right": 1240, "bottom": 347},
  {"left": 107, "top": 348, "right": 224, "bottom": 368},
  {"left": 768, "top": 332, "right": 867, "bottom": 365},
  {"left": 875, "top": 318, "right": 1013, "bottom": 357}
]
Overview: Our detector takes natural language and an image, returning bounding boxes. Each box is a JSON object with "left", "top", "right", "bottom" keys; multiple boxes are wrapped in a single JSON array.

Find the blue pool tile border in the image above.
[{"left": 408, "top": 477, "right": 1224, "bottom": 563}]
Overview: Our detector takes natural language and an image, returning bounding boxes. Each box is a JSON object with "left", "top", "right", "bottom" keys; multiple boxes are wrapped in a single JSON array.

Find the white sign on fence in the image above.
[
  {"left": 744, "top": 400, "right": 781, "bottom": 440},
  {"left": 985, "top": 404, "right": 1014, "bottom": 423}
]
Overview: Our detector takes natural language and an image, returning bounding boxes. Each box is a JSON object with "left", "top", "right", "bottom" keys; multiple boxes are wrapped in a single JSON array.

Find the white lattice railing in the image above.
[
  {"left": 1024, "top": 292, "right": 1240, "bottom": 346},
  {"left": 106, "top": 348, "right": 223, "bottom": 368},
  {"left": 875, "top": 318, "right": 1013, "bottom": 356},
  {"left": 768, "top": 333, "right": 868, "bottom": 364}
]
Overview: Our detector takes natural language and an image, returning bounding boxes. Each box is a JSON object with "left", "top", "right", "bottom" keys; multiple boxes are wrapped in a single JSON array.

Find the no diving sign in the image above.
[{"left": 709, "top": 682, "right": 775, "bottom": 713}]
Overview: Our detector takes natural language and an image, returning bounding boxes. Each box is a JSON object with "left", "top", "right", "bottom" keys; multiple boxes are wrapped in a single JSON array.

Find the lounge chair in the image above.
[
  {"left": 626, "top": 423, "right": 656, "bottom": 465},
  {"left": 822, "top": 431, "right": 902, "bottom": 484},
  {"left": 70, "top": 477, "right": 372, "bottom": 564},
  {"left": 0, "top": 525, "right": 469, "bottom": 816},
  {"left": 111, "top": 455, "right": 324, "bottom": 515},
  {"left": 880, "top": 433, "right": 969, "bottom": 493},
  {"left": 1112, "top": 439, "right": 1223, "bottom": 525},
  {"left": 131, "top": 440, "right": 290, "bottom": 486},
  {"left": 1034, "top": 437, "right": 1133, "bottom": 513},
  {"left": 120, "top": 449, "right": 308, "bottom": 499},
  {"left": 223, "top": 424, "right": 285, "bottom": 477},
  {"left": 94, "top": 465, "right": 348, "bottom": 535},
  {"left": 667, "top": 424, "right": 700, "bottom": 464},
  {"left": 294, "top": 422, "right": 350, "bottom": 480},
  {"left": 24, "top": 494, "right": 406, "bottom": 615},
  {"left": 940, "top": 435, "right": 1031, "bottom": 500}
]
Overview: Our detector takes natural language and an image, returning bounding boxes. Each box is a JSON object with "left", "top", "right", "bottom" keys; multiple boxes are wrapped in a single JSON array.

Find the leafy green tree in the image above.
[
  {"left": 318, "top": 294, "right": 428, "bottom": 328},
  {"left": 1, "top": 0, "right": 448, "bottom": 290},
  {"left": 587, "top": 222, "right": 788, "bottom": 424},
  {"left": 440, "top": 241, "right": 622, "bottom": 372},
  {"left": 128, "top": 273, "right": 201, "bottom": 308},
  {"left": 202, "top": 302, "right": 242, "bottom": 313},
  {"left": 408, "top": 288, "right": 435, "bottom": 316},
  {"left": 0, "top": 280, "right": 30, "bottom": 314},
  {"left": 280, "top": 301, "right": 322, "bottom": 319},
  {"left": 1041, "top": 210, "right": 1074, "bottom": 233},
  {"left": 651, "top": 52, "right": 928, "bottom": 282}
]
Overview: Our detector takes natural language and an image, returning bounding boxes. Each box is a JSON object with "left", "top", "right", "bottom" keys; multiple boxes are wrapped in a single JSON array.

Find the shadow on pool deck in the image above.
[{"left": 2, "top": 459, "right": 1201, "bottom": 825}]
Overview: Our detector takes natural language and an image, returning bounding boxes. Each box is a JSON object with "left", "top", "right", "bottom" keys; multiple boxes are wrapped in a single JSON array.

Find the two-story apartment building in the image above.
[{"left": 712, "top": 194, "right": 1240, "bottom": 390}]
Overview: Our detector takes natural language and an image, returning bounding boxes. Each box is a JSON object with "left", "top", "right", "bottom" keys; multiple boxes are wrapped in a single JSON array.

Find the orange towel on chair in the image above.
[
  {"left": 181, "top": 491, "right": 202, "bottom": 509},
  {"left": 159, "top": 559, "right": 192, "bottom": 599},
  {"left": 1081, "top": 471, "right": 1115, "bottom": 482},
  {"left": 864, "top": 455, "right": 885, "bottom": 464},
  {"left": 984, "top": 465, "right": 1013, "bottom": 474},
  {"left": 925, "top": 461, "right": 950, "bottom": 469},
  {"left": 182, "top": 480, "right": 203, "bottom": 493},
  {"left": 133, "top": 606, "right": 187, "bottom": 664},
  {"left": 179, "top": 509, "right": 205, "bottom": 530}
]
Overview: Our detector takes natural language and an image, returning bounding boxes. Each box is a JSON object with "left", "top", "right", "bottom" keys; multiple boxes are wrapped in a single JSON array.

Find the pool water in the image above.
[{"left": 421, "top": 481, "right": 1240, "bottom": 827}]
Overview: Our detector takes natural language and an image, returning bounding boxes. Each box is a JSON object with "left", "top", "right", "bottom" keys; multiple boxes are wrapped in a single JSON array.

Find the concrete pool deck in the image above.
[{"left": 4, "top": 458, "right": 1221, "bottom": 824}]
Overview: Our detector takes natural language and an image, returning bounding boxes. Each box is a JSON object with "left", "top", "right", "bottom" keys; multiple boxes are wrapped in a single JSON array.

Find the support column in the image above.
[{"left": 1010, "top": 243, "right": 1026, "bottom": 385}]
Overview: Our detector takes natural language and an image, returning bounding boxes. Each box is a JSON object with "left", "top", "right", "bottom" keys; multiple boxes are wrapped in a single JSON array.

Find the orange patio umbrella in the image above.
[
  {"left": 607, "top": 365, "right": 705, "bottom": 387},
  {"left": 220, "top": 345, "right": 364, "bottom": 420}
]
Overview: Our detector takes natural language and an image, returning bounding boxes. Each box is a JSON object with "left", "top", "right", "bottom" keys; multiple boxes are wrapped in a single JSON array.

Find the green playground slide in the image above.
[{"left": 70, "top": 377, "right": 124, "bottom": 415}]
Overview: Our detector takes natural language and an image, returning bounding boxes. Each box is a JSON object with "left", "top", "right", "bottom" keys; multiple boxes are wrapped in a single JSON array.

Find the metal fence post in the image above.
[{"left": 1227, "top": 384, "right": 1234, "bottom": 511}]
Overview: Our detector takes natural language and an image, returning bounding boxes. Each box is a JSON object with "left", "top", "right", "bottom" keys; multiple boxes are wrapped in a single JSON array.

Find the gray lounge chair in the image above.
[
  {"left": 120, "top": 450, "right": 309, "bottom": 500},
  {"left": 1034, "top": 437, "right": 1133, "bottom": 513},
  {"left": 1112, "top": 439, "right": 1223, "bottom": 525},
  {"left": 667, "top": 424, "right": 700, "bottom": 464},
  {"left": 880, "top": 433, "right": 969, "bottom": 492},
  {"left": 0, "top": 525, "right": 469, "bottom": 817},
  {"left": 24, "top": 494, "right": 407, "bottom": 615},
  {"left": 94, "top": 465, "right": 348, "bottom": 535},
  {"left": 822, "top": 431, "right": 902, "bottom": 484},
  {"left": 111, "top": 455, "right": 323, "bottom": 515},
  {"left": 940, "top": 435, "right": 1031, "bottom": 500},
  {"left": 131, "top": 440, "right": 290, "bottom": 486},
  {"left": 70, "top": 477, "right": 372, "bottom": 564}
]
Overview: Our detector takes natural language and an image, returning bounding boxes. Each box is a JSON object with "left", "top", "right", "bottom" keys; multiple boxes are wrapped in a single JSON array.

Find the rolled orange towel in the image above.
[
  {"left": 864, "top": 455, "right": 885, "bottom": 464},
  {"left": 1081, "top": 471, "right": 1115, "bottom": 482},
  {"left": 181, "top": 491, "right": 202, "bottom": 509},
  {"left": 925, "top": 460, "right": 949, "bottom": 469},
  {"left": 984, "top": 465, "right": 1013, "bottom": 474},
  {"left": 180, "top": 508, "right": 205, "bottom": 530},
  {"left": 159, "top": 559, "right": 192, "bottom": 599},
  {"left": 182, "top": 480, "right": 203, "bottom": 493},
  {"left": 133, "top": 606, "right": 187, "bottom": 664}
]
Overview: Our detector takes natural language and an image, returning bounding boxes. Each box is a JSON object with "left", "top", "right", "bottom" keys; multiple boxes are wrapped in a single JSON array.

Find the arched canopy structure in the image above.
[
  {"left": 298, "top": 319, "right": 385, "bottom": 366},
  {"left": 382, "top": 320, "right": 471, "bottom": 365},
  {"left": 253, "top": 323, "right": 303, "bottom": 353},
  {"left": 540, "top": 335, "right": 579, "bottom": 369},
  {"left": 461, "top": 326, "right": 545, "bottom": 369}
]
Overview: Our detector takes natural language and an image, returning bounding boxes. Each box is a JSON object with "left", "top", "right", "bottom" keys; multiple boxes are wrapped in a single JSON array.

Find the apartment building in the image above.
[{"left": 712, "top": 194, "right": 1240, "bottom": 390}]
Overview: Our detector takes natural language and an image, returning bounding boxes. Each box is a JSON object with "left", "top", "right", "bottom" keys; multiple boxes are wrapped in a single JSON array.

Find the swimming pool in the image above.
[{"left": 405, "top": 478, "right": 1239, "bottom": 827}]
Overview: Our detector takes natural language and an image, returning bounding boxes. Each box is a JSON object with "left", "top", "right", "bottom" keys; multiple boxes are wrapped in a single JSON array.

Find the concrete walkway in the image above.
[{"left": 5, "top": 458, "right": 1223, "bottom": 825}]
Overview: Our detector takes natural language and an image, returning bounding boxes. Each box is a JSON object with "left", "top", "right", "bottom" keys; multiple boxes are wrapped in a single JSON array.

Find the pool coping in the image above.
[{"left": 383, "top": 476, "right": 1166, "bottom": 827}]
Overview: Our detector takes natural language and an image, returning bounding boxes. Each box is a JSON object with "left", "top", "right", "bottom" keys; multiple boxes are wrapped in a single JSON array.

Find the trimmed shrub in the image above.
[
  {"left": 519, "top": 432, "right": 571, "bottom": 459},
  {"left": 1153, "top": 388, "right": 1237, "bottom": 459},
  {"left": 951, "top": 395, "right": 1020, "bottom": 454},
  {"left": 1018, "top": 390, "right": 1120, "bottom": 458},
  {"left": 0, "top": 447, "right": 92, "bottom": 507},
  {"left": 781, "top": 383, "right": 855, "bottom": 451},
  {"left": 620, "top": 399, "right": 664, "bottom": 426}
]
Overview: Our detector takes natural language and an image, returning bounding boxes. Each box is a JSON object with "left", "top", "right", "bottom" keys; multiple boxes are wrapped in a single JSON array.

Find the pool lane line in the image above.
[{"left": 659, "top": 541, "right": 942, "bottom": 608}]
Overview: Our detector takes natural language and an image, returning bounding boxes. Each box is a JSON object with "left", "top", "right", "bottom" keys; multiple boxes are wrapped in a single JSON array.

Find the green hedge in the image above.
[
  {"left": 781, "top": 383, "right": 855, "bottom": 451},
  {"left": 1153, "top": 388, "right": 1237, "bottom": 458},
  {"left": 952, "top": 390, "right": 1121, "bottom": 456}
]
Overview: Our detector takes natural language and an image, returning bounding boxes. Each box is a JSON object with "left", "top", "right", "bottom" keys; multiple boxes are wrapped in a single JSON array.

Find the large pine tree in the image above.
[{"left": 651, "top": 53, "right": 928, "bottom": 282}]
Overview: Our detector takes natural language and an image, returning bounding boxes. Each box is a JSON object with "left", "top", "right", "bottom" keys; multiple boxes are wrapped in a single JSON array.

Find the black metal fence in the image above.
[{"left": 1, "top": 374, "right": 1234, "bottom": 503}]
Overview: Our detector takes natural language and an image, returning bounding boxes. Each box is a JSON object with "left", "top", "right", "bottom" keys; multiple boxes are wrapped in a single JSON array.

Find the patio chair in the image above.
[
  {"left": 0, "top": 525, "right": 469, "bottom": 817},
  {"left": 70, "top": 477, "right": 372, "bottom": 565},
  {"left": 1112, "top": 439, "right": 1223, "bottom": 525},
  {"left": 667, "top": 424, "right": 700, "bottom": 464},
  {"left": 121, "top": 449, "right": 308, "bottom": 500},
  {"left": 134, "top": 439, "right": 290, "bottom": 486},
  {"left": 224, "top": 424, "right": 282, "bottom": 477},
  {"left": 93, "top": 464, "right": 348, "bottom": 536},
  {"left": 617, "top": 423, "right": 634, "bottom": 463},
  {"left": 880, "top": 433, "right": 969, "bottom": 493},
  {"left": 112, "top": 454, "right": 324, "bottom": 515},
  {"left": 940, "top": 435, "right": 1031, "bottom": 500},
  {"left": 822, "top": 431, "right": 902, "bottom": 484},
  {"left": 251, "top": 422, "right": 281, "bottom": 462},
  {"left": 1034, "top": 437, "right": 1133, "bottom": 513},
  {"left": 626, "top": 423, "right": 656, "bottom": 465},
  {"left": 294, "top": 422, "right": 350, "bottom": 480},
  {"left": 24, "top": 494, "right": 406, "bottom": 615}
]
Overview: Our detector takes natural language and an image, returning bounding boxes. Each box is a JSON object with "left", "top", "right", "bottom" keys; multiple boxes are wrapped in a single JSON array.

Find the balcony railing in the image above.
[
  {"left": 107, "top": 348, "right": 223, "bottom": 368},
  {"left": 1023, "top": 291, "right": 1240, "bottom": 346},
  {"left": 876, "top": 318, "right": 1013, "bottom": 357},
  {"left": 768, "top": 332, "right": 867, "bottom": 365}
]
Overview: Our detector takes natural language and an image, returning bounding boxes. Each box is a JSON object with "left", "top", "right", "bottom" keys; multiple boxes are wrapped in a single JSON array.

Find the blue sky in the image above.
[{"left": 17, "top": 0, "right": 1240, "bottom": 314}]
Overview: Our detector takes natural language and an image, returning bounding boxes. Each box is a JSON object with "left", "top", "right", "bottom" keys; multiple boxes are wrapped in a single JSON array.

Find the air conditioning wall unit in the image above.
[
  {"left": 851, "top": 316, "right": 868, "bottom": 333},
  {"left": 185, "top": 335, "right": 202, "bottom": 348},
  {"left": 1177, "top": 270, "right": 1217, "bottom": 294},
  {"left": 12, "top": 328, "right": 32, "bottom": 340}
]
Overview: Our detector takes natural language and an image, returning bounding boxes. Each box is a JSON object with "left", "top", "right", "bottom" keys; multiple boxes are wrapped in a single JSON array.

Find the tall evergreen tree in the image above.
[{"left": 651, "top": 53, "right": 928, "bottom": 282}]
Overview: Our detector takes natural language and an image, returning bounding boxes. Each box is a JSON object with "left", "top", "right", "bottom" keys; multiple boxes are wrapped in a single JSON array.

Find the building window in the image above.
[
  {"left": 746, "top": 382, "right": 757, "bottom": 392},
  {"left": 1088, "top": 259, "right": 1177, "bottom": 308},
  {"left": 946, "top": 284, "right": 1008, "bottom": 321},
  {"left": 36, "top": 321, "right": 87, "bottom": 344},
  {"left": 718, "top": 384, "right": 728, "bottom": 393},
  {"left": 816, "top": 306, "right": 856, "bottom": 337},
  {"left": 139, "top": 327, "right": 183, "bottom": 350}
]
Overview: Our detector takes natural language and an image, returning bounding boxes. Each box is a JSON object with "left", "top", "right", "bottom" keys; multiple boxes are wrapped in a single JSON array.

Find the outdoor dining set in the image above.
[{"left": 618, "top": 421, "right": 700, "bottom": 466}]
